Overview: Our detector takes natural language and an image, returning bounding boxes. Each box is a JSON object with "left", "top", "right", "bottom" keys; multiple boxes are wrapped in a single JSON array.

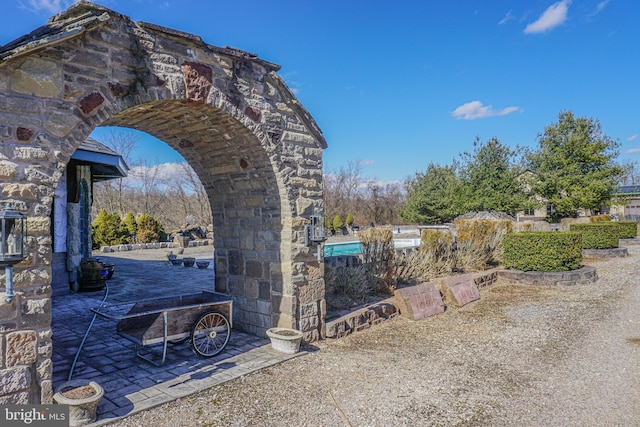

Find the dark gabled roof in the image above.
[{"left": 71, "top": 137, "right": 128, "bottom": 181}]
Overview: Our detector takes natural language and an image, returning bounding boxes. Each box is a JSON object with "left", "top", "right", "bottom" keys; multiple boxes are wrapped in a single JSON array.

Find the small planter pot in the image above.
[
  {"left": 183, "top": 257, "right": 196, "bottom": 267},
  {"left": 101, "top": 263, "right": 115, "bottom": 279},
  {"left": 266, "top": 327, "right": 304, "bottom": 354},
  {"left": 196, "top": 260, "right": 210, "bottom": 269},
  {"left": 53, "top": 379, "right": 104, "bottom": 426}
]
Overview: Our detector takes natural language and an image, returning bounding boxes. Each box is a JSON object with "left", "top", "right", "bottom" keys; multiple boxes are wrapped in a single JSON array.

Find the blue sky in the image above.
[{"left": 3, "top": 0, "right": 639, "bottom": 183}]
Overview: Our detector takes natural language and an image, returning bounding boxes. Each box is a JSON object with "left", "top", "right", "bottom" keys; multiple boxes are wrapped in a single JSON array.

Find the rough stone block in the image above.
[
  {"left": 325, "top": 320, "right": 346, "bottom": 339},
  {"left": 0, "top": 390, "right": 30, "bottom": 404},
  {"left": 394, "top": 283, "right": 444, "bottom": 320},
  {"left": 445, "top": 277, "right": 480, "bottom": 308},
  {"left": 6, "top": 331, "right": 37, "bottom": 366},
  {"left": 0, "top": 366, "right": 31, "bottom": 395},
  {"left": 12, "top": 57, "right": 61, "bottom": 98},
  {"left": 40, "top": 379, "right": 53, "bottom": 404},
  {"left": 0, "top": 161, "right": 18, "bottom": 178},
  {"left": 300, "top": 302, "right": 318, "bottom": 318}
]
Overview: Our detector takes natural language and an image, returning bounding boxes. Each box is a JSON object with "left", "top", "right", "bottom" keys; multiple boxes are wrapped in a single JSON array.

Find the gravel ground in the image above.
[{"left": 108, "top": 245, "right": 640, "bottom": 427}]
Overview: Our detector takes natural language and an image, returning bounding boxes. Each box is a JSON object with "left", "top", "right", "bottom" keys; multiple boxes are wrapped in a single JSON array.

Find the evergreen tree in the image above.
[
  {"left": 400, "top": 162, "right": 465, "bottom": 224},
  {"left": 123, "top": 211, "right": 137, "bottom": 242},
  {"left": 459, "top": 137, "right": 528, "bottom": 215},
  {"left": 92, "top": 209, "right": 129, "bottom": 248},
  {"left": 526, "top": 111, "right": 624, "bottom": 221},
  {"left": 135, "top": 214, "right": 166, "bottom": 243}
]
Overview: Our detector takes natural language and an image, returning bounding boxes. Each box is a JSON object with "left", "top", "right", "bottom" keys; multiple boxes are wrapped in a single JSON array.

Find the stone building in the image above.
[
  {"left": 0, "top": 1, "right": 326, "bottom": 404},
  {"left": 52, "top": 137, "right": 128, "bottom": 297}
]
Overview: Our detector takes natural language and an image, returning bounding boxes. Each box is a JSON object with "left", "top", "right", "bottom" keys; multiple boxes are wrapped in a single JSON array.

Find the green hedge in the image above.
[
  {"left": 503, "top": 232, "right": 582, "bottom": 272},
  {"left": 618, "top": 221, "right": 638, "bottom": 239},
  {"left": 569, "top": 223, "right": 620, "bottom": 249}
]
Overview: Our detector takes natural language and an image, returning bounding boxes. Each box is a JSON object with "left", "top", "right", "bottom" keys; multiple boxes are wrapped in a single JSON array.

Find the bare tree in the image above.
[
  {"left": 323, "top": 159, "right": 405, "bottom": 227},
  {"left": 92, "top": 129, "right": 139, "bottom": 217}
]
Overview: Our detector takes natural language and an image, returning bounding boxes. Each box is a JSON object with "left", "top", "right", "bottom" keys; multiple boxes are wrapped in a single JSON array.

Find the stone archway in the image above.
[{"left": 0, "top": 1, "right": 326, "bottom": 404}]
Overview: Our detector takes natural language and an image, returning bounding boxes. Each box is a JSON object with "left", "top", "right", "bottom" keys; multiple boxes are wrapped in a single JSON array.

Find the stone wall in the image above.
[{"left": 0, "top": 2, "right": 326, "bottom": 403}]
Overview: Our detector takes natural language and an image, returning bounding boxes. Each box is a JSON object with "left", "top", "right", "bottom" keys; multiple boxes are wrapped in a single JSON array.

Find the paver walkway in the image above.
[{"left": 51, "top": 245, "right": 303, "bottom": 425}]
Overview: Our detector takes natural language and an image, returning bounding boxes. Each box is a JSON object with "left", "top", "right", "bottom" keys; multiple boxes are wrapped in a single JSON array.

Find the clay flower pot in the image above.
[
  {"left": 266, "top": 327, "right": 304, "bottom": 354},
  {"left": 53, "top": 379, "right": 104, "bottom": 426}
]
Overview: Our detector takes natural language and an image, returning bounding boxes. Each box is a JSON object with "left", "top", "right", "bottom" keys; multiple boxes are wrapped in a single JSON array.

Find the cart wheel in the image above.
[
  {"left": 191, "top": 311, "right": 230, "bottom": 357},
  {"left": 168, "top": 337, "right": 189, "bottom": 345}
]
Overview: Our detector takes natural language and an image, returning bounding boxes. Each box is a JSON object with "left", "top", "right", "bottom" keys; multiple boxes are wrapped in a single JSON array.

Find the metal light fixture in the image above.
[
  {"left": 0, "top": 204, "right": 27, "bottom": 303},
  {"left": 305, "top": 210, "right": 328, "bottom": 262}
]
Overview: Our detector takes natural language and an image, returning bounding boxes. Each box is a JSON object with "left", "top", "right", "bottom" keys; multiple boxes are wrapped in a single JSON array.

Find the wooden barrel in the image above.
[{"left": 79, "top": 259, "right": 107, "bottom": 292}]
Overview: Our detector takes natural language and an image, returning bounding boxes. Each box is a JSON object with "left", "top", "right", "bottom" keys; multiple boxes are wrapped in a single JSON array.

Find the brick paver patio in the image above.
[{"left": 51, "top": 246, "right": 303, "bottom": 425}]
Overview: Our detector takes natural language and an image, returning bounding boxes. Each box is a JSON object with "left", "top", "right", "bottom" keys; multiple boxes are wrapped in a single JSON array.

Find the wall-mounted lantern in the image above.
[
  {"left": 305, "top": 210, "right": 328, "bottom": 262},
  {"left": 0, "top": 205, "right": 27, "bottom": 303}
]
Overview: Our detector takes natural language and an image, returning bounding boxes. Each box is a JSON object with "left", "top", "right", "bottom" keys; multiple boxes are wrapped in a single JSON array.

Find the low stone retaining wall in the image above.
[
  {"left": 498, "top": 265, "right": 598, "bottom": 286},
  {"left": 582, "top": 247, "right": 628, "bottom": 258},
  {"left": 325, "top": 270, "right": 499, "bottom": 339},
  {"left": 620, "top": 237, "right": 640, "bottom": 246},
  {"left": 100, "top": 239, "right": 213, "bottom": 252},
  {"left": 325, "top": 298, "right": 398, "bottom": 338}
]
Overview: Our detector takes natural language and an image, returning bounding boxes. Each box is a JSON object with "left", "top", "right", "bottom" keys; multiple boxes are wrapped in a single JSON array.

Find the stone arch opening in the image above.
[
  {"left": 0, "top": 1, "right": 326, "bottom": 404},
  {"left": 98, "top": 100, "right": 285, "bottom": 334}
]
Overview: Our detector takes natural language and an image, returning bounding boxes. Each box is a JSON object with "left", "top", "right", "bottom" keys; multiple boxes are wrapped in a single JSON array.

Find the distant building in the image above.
[
  {"left": 516, "top": 185, "right": 640, "bottom": 222},
  {"left": 610, "top": 185, "right": 640, "bottom": 220},
  {"left": 52, "top": 137, "right": 128, "bottom": 296}
]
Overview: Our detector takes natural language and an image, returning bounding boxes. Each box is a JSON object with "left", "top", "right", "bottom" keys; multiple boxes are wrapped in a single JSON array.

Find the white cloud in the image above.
[
  {"left": 451, "top": 100, "right": 521, "bottom": 120},
  {"left": 22, "top": 0, "right": 77, "bottom": 14},
  {"left": 627, "top": 135, "right": 638, "bottom": 142},
  {"left": 627, "top": 148, "right": 640, "bottom": 154},
  {"left": 524, "top": 0, "right": 571, "bottom": 34},
  {"left": 590, "top": 0, "right": 610, "bottom": 17},
  {"left": 499, "top": 10, "right": 514, "bottom": 25},
  {"left": 127, "top": 162, "right": 186, "bottom": 186}
]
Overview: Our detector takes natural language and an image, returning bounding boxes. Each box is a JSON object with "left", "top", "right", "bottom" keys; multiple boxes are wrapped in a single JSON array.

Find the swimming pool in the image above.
[{"left": 323, "top": 239, "right": 420, "bottom": 257}]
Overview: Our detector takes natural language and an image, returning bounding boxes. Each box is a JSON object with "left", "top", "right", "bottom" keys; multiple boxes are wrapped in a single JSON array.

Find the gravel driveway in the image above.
[{"left": 108, "top": 245, "right": 640, "bottom": 427}]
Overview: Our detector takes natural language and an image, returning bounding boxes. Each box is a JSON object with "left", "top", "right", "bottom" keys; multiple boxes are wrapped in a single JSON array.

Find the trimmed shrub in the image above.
[
  {"left": 503, "top": 232, "right": 583, "bottom": 272},
  {"left": 589, "top": 214, "right": 611, "bottom": 223},
  {"left": 398, "top": 229, "right": 454, "bottom": 282},
  {"left": 123, "top": 212, "right": 137, "bottom": 240},
  {"left": 136, "top": 214, "right": 166, "bottom": 243},
  {"left": 345, "top": 213, "right": 354, "bottom": 227},
  {"left": 325, "top": 215, "right": 334, "bottom": 233},
  {"left": 618, "top": 221, "right": 638, "bottom": 239},
  {"left": 454, "top": 219, "right": 512, "bottom": 271},
  {"left": 92, "top": 209, "right": 129, "bottom": 249},
  {"left": 359, "top": 227, "right": 395, "bottom": 291},
  {"left": 570, "top": 223, "right": 620, "bottom": 249},
  {"left": 332, "top": 215, "right": 344, "bottom": 230}
]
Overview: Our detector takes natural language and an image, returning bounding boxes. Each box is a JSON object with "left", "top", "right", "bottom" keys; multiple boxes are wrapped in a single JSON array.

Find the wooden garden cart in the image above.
[{"left": 91, "top": 291, "right": 232, "bottom": 366}]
